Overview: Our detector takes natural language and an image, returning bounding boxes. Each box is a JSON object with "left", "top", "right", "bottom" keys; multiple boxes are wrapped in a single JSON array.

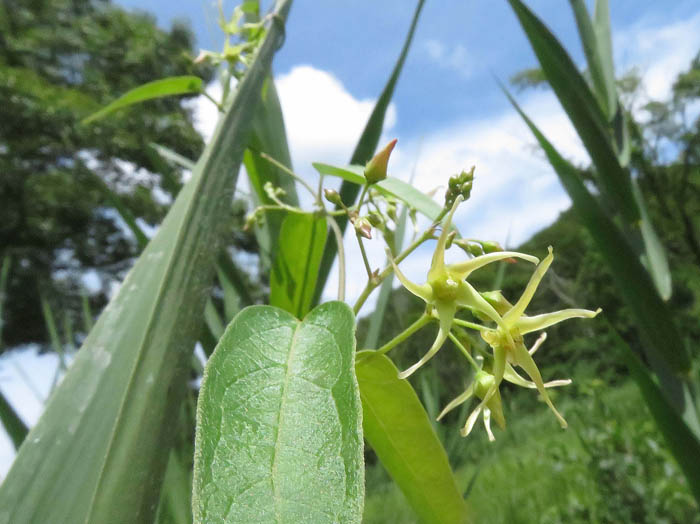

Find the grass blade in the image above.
[
  {"left": 0, "top": 3, "right": 293, "bottom": 522},
  {"left": 0, "top": 392, "right": 27, "bottom": 450},
  {"left": 245, "top": 76, "right": 299, "bottom": 267},
  {"left": 507, "top": 0, "right": 639, "bottom": 223},
  {"left": 313, "top": 0, "right": 426, "bottom": 304},
  {"left": 356, "top": 351, "right": 469, "bottom": 524},
  {"left": 569, "top": 0, "right": 616, "bottom": 119},
  {"left": 82, "top": 76, "right": 203, "bottom": 124}
]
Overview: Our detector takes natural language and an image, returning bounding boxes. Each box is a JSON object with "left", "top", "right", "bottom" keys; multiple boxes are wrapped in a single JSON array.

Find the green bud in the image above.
[
  {"left": 368, "top": 211, "right": 384, "bottom": 228},
  {"left": 444, "top": 166, "right": 475, "bottom": 207},
  {"left": 364, "top": 138, "right": 397, "bottom": 184},
  {"left": 480, "top": 240, "right": 503, "bottom": 254},
  {"left": 323, "top": 188, "right": 343, "bottom": 206}
]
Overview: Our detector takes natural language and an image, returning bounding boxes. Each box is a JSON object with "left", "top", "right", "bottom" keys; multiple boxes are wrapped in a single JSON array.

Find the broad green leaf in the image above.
[
  {"left": 632, "top": 179, "right": 672, "bottom": 300},
  {"left": 356, "top": 351, "right": 469, "bottom": 524},
  {"left": 314, "top": 0, "right": 426, "bottom": 305},
  {"left": 312, "top": 163, "right": 443, "bottom": 222},
  {"left": 504, "top": 89, "right": 696, "bottom": 417},
  {"left": 0, "top": 3, "right": 293, "bottom": 522},
  {"left": 507, "top": 0, "right": 639, "bottom": 224},
  {"left": 569, "top": 0, "right": 616, "bottom": 119},
  {"left": 156, "top": 450, "right": 194, "bottom": 524},
  {"left": 193, "top": 302, "right": 363, "bottom": 523},
  {"left": 245, "top": 75, "right": 299, "bottom": 267},
  {"left": 82, "top": 75, "right": 203, "bottom": 124},
  {"left": 270, "top": 213, "right": 327, "bottom": 318}
]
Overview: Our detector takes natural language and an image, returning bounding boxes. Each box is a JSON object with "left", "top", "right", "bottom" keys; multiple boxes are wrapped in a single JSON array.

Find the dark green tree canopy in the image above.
[{"left": 0, "top": 0, "right": 213, "bottom": 349}]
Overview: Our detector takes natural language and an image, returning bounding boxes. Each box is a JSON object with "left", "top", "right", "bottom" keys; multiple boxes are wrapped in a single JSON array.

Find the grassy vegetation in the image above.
[{"left": 364, "top": 380, "right": 700, "bottom": 523}]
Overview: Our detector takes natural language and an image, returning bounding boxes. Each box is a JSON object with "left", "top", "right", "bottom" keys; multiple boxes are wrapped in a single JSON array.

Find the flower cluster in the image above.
[{"left": 391, "top": 197, "right": 600, "bottom": 440}]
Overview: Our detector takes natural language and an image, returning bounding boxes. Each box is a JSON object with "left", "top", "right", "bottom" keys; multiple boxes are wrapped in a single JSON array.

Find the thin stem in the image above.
[
  {"left": 202, "top": 90, "right": 224, "bottom": 112},
  {"left": 327, "top": 215, "right": 346, "bottom": 302},
  {"left": 260, "top": 152, "right": 318, "bottom": 199},
  {"left": 376, "top": 313, "right": 431, "bottom": 355},
  {"left": 452, "top": 318, "right": 493, "bottom": 332},
  {"left": 353, "top": 208, "right": 448, "bottom": 314},
  {"left": 256, "top": 204, "right": 308, "bottom": 215},
  {"left": 357, "top": 184, "right": 370, "bottom": 210},
  {"left": 356, "top": 232, "right": 373, "bottom": 280},
  {"left": 448, "top": 332, "right": 480, "bottom": 372}
]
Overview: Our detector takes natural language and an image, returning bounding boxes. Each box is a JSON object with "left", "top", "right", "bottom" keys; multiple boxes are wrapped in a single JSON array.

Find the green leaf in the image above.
[
  {"left": 270, "top": 213, "right": 327, "bottom": 319},
  {"left": 504, "top": 88, "right": 694, "bottom": 401},
  {"left": 0, "top": 3, "right": 293, "bottom": 522},
  {"left": 193, "top": 302, "right": 363, "bottom": 523},
  {"left": 632, "top": 179, "right": 672, "bottom": 300},
  {"left": 592, "top": 0, "right": 617, "bottom": 118},
  {"left": 569, "top": 0, "right": 616, "bottom": 119},
  {"left": 0, "top": 392, "right": 27, "bottom": 450},
  {"left": 507, "top": 0, "right": 639, "bottom": 224},
  {"left": 314, "top": 0, "right": 426, "bottom": 305},
  {"left": 356, "top": 351, "right": 469, "bottom": 524},
  {"left": 313, "top": 163, "right": 443, "bottom": 222},
  {"left": 82, "top": 75, "right": 204, "bottom": 124},
  {"left": 150, "top": 142, "right": 196, "bottom": 171},
  {"left": 245, "top": 76, "right": 299, "bottom": 267}
]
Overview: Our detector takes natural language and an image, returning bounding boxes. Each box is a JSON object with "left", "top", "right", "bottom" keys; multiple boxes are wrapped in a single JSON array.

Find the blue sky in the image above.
[{"left": 1, "top": 0, "right": 700, "bottom": 474}]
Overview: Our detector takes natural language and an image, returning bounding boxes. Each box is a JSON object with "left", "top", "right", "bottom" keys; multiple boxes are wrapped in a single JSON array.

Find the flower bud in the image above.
[
  {"left": 480, "top": 240, "right": 503, "bottom": 253},
  {"left": 354, "top": 216, "right": 372, "bottom": 239},
  {"left": 364, "top": 139, "right": 397, "bottom": 184},
  {"left": 368, "top": 211, "right": 384, "bottom": 228},
  {"left": 444, "top": 167, "right": 475, "bottom": 207},
  {"left": 323, "top": 188, "right": 343, "bottom": 206}
]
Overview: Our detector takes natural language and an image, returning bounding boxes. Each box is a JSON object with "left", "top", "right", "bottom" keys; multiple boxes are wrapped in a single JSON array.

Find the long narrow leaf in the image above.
[
  {"left": 0, "top": 392, "right": 27, "bottom": 450},
  {"left": 592, "top": 0, "right": 617, "bottom": 118},
  {"left": 313, "top": 0, "right": 426, "bottom": 304},
  {"left": 569, "top": 0, "right": 616, "bottom": 119},
  {"left": 504, "top": 88, "right": 695, "bottom": 406},
  {"left": 356, "top": 351, "right": 469, "bottom": 524},
  {"left": 507, "top": 0, "right": 639, "bottom": 223},
  {"left": 82, "top": 76, "right": 203, "bottom": 124},
  {"left": 245, "top": 77, "right": 299, "bottom": 267},
  {"left": 0, "top": 3, "right": 293, "bottom": 522}
]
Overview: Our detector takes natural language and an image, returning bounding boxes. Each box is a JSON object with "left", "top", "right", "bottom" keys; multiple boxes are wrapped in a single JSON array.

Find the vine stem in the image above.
[
  {"left": 448, "top": 332, "right": 480, "bottom": 372},
  {"left": 327, "top": 215, "right": 346, "bottom": 302},
  {"left": 352, "top": 207, "right": 448, "bottom": 314},
  {"left": 376, "top": 313, "right": 431, "bottom": 355},
  {"left": 259, "top": 152, "right": 319, "bottom": 199}
]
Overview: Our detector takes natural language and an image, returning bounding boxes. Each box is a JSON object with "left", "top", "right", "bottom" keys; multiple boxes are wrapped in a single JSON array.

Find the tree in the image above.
[{"left": 0, "top": 0, "right": 213, "bottom": 349}]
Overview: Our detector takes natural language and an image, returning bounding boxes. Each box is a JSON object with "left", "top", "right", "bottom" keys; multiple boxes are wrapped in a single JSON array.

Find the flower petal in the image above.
[
  {"left": 398, "top": 301, "right": 456, "bottom": 379},
  {"left": 437, "top": 383, "right": 475, "bottom": 421},
  {"left": 461, "top": 404, "right": 483, "bottom": 437},
  {"left": 455, "top": 282, "right": 513, "bottom": 339},
  {"left": 427, "top": 196, "right": 462, "bottom": 282},
  {"left": 448, "top": 251, "right": 538, "bottom": 280},
  {"left": 511, "top": 341, "right": 568, "bottom": 428},
  {"left": 503, "top": 246, "right": 554, "bottom": 324},
  {"left": 483, "top": 408, "right": 496, "bottom": 442},
  {"left": 517, "top": 308, "right": 602, "bottom": 335},
  {"left": 388, "top": 251, "right": 433, "bottom": 304},
  {"left": 504, "top": 363, "right": 571, "bottom": 389}
]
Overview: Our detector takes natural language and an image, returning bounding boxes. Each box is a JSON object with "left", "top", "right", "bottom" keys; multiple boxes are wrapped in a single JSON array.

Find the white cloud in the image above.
[
  {"left": 615, "top": 10, "right": 700, "bottom": 102},
  {"left": 423, "top": 39, "right": 472, "bottom": 78}
]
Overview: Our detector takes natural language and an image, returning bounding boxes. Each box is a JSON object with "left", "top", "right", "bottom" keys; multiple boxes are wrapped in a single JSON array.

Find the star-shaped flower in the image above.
[
  {"left": 437, "top": 333, "right": 571, "bottom": 440},
  {"left": 390, "top": 197, "right": 539, "bottom": 379},
  {"left": 467, "top": 246, "right": 601, "bottom": 431}
]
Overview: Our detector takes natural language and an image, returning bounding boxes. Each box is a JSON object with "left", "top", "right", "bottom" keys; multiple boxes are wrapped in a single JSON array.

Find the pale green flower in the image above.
[
  {"left": 390, "top": 197, "right": 539, "bottom": 379},
  {"left": 469, "top": 246, "right": 601, "bottom": 430}
]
